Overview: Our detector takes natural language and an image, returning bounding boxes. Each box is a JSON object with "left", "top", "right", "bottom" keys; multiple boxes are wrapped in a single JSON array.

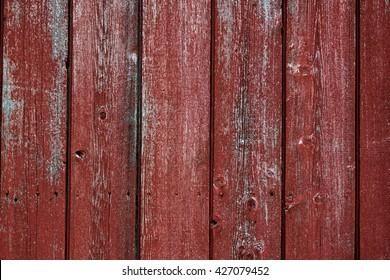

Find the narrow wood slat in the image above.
[
  {"left": 285, "top": 1, "right": 356, "bottom": 259},
  {"left": 360, "top": 0, "right": 390, "bottom": 260},
  {"left": 141, "top": 0, "right": 211, "bottom": 259},
  {"left": 69, "top": 0, "right": 138, "bottom": 259},
  {"left": 212, "top": 0, "right": 282, "bottom": 259},
  {"left": 0, "top": 0, "right": 68, "bottom": 259}
]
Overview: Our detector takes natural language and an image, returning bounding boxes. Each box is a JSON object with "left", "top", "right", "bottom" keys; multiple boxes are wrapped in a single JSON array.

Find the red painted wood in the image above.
[
  {"left": 69, "top": 0, "right": 138, "bottom": 259},
  {"left": 0, "top": 0, "right": 68, "bottom": 259},
  {"left": 140, "top": 0, "right": 210, "bottom": 259},
  {"left": 285, "top": 1, "right": 356, "bottom": 259},
  {"left": 212, "top": 0, "right": 282, "bottom": 259},
  {"left": 360, "top": 0, "right": 390, "bottom": 260}
]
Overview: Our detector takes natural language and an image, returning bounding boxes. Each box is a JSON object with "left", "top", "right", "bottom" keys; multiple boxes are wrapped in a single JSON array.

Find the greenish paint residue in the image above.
[
  {"left": 48, "top": 0, "right": 68, "bottom": 60},
  {"left": 260, "top": 0, "right": 272, "bottom": 26},
  {"left": 47, "top": 0, "right": 68, "bottom": 182},
  {"left": 2, "top": 57, "right": 24, "bottom": 154}
]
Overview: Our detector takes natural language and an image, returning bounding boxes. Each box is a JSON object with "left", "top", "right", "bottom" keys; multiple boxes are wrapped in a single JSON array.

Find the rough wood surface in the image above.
[
  {"left": 0, "top": 0, "right": 68, "bottom": 259},
  {"left": 285, "top": 0, "right": 356, "bottom": 259},
  {"left": 360, "top": 0, "right": 390, "bottom": 260},
  {"left": 140, "top": 0, "right": 211, "bottom": 259},
  {"left": 69, "top": 0, "right": 138, "bottom": 259},
  {"left": 212, "top": 0, "right": 282, "bottom": 260}
]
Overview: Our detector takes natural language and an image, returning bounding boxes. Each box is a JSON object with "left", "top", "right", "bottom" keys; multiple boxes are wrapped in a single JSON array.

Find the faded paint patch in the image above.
[
  {"left": 260, "top": 0, "right": 272, "bottom": 26},
  {"left": 2, "top": 57, "right": 24, "bottom": 154},
  {"left": 11, "top": 0, "right": 21, "bottom": 26},
  {"left": 217, "top": 0, "right": 234, "bottom": 72},
  {"left": 48, "top": 0, "right": 68, "bottom": 60},
  {"left": 47, "top": 0, "right": 68, "bottom": 182}
]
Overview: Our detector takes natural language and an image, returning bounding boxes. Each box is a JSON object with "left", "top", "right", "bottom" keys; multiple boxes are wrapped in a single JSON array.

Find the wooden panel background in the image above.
[
  {"left": 212, "top": 0, "right": 282, "bottom": 260},
  {"left": 0, "top": 0, "right": 389, "bottom": 260},
  {"left": 68, "top": 0, "right": 138, "bottom": 259},
  {"left": 359, "top": 0, "right": 390, "bottom": 260},
  {"left": 0, "top": 0, "right": 68, "bottom": 259},
  {"left": 140, "top": 0, "right": 210, "bottom": 260},
  {"left": 285, "top": 0, "right": 356, "bottom": 259}
]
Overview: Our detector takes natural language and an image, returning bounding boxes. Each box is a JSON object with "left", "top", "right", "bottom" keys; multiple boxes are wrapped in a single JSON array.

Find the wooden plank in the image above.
[
  {"left": 0, "top": 0, "right": 68, "bottom": 259},
  {"left": 212, "top": 0, "right": 282, "bottom": 259},
  {"left": 360, "top": 0, "right": 390, "bottom": 260},
  {"left": 141, "top": 0, "right": 210, "bottom": 259},
  {"left": 69, "top": 0, "right": 138, "bottom": 259},
  {"left": 285, "top": 1, "right": 356, "bottom": 259}
]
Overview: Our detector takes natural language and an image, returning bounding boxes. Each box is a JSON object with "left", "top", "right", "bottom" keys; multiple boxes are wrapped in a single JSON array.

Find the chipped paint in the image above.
[
  {"left": 47, "top": 0, "right": 68, "bottom": 182},
  {"left": 11, "top": 0, "right": 21, "bottom": 26},
  {"left": 217, "top": 0, "right": 233, "bottom": 72},
  {"left": 48, "top": 0, "right": 68, "bottom": 60},
  {"left": 260, "top": 0, "right": 272, "bottom": 26},
  {"left": 2, "top": 57, "right": 24, "bottom": 152}
]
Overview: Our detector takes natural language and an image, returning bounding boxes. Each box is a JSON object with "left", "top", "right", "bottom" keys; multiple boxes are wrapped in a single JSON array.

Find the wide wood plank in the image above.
[
  {"left": 360, "top": 0, "right": 390, "bottom": 260},
  {"left": 141, "top": 0, "right": 211, "bottom": 259},
  {"left": 285, "top": 0, "right": 356, "bottom": 259},
  {"left": 69, "top": 0, "right": 138, "bottom": 259},
  {"left": 0, "top": 0, "right": 68, "bottom": 259},
  {"left": 212, "top": 0, "right": 282, "bottom": 259}
]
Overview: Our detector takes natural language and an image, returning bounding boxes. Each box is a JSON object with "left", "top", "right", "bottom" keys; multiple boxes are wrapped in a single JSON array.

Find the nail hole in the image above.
[
  {"left": 313, "top": 193, "right": 323, "bottom": 204},
  {"left": 214, "top": 176, "right": 226, "bottom": 188},
  {"left": 270, "top": 191, "right": 275, "bottom": 197},
  {"left": 5, "top": 192, "right": 9, "bottom": 198},
  {"left": 197, "top": 192, "right": 201, "bottom": 197},
  {"left": 99, "top": 111, "right": 107, "bottom": 120},
  {"left": 127, "top": 192, "right": 131, "bottom": 197},
  {"left": 174, "top": 192, "right": 178, "bottom": 196},
  {"left": 13, "top": 197, "right": 18, "bottom": 203},
  {"left": 75, "top": 150, "right": 86, "bottom": 158},
  {"left": 36, "top": 192, "right": 40, "bottom": 197},
  {"left": 210, "top": 219, "right": 218, "bottom": 228},
  {"left": 247, "top": 197, "right": 257, "bottom": 210},
  {"left": 54, "top": 191, "right": 58, "bottom": 197}
]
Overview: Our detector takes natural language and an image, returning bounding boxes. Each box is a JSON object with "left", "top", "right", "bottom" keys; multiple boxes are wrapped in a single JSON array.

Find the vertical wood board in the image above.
[
  {"left": 0, "top": 0, "right": 68, "bottom": 259},
  {"left": 360, "top": 0, "right": 390, "bottom": 260},
  {"left": 212, "top": 0, "right": 282, "bottom": 259},
  {"left": 69, "top": 0, "right": 138, "bottom": 259},
  {"left": 141, "top": 0, "right": 211, "bottom": 259},
  {"left": 285, "top": 0, "right": 356, "bottom": 259}
]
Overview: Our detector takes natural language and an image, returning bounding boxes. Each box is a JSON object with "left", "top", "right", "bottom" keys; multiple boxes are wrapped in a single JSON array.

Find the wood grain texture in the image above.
[
  {"left": 0, "top": 0, "right": 68, "bottom": 259},
  {"left": 141, "top": 0, "right": 210, "bottom": 259},
  {"left": 360, "top": 0, "right": 390, "bottom": 260},
  {"left": 212, "top": 0, "right": 282, "bottom": 259},
  {"left": 285, "top": 0, "right": 356, "bottom": 259},
  {"left": 69, "top": 0, "right": 138, "bottom": 259}
]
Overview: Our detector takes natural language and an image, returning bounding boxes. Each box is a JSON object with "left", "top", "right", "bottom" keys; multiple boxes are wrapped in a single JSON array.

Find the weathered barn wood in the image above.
[
  {"left": 140, "top": 0, "right": 211, "bottom": 260},
  {"left": 0, "top": 0, "right": 68, "bottom": 259},
  {"left": 68, "top": 0, "right": 138, "bottom": 259},
  {"left": 0, "top": 0, "right": 388, "bottom": 260},
  {"left": 285, "top": 0, "right": 356, "bottom": 259},
  {"left": 212, "top": 0, "right": 282, "bottom": 260},
  {"left": 360, "top": 0, "right": 390, "bottom": 260}
]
